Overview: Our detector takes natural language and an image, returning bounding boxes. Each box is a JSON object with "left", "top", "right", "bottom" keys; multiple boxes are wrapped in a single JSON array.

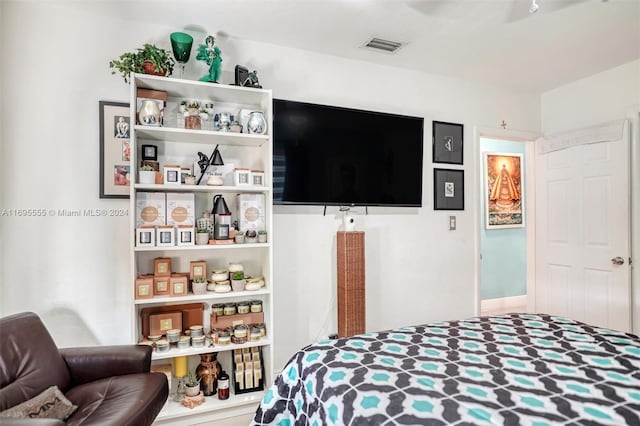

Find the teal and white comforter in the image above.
[{"left": 252, "top": 314, "right": 640, "bottom": 425}]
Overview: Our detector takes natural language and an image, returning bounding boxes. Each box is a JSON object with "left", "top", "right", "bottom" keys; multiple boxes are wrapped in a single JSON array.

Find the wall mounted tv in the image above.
[{"left": 273, "top": 99, "right": 424, "bottom": 207}]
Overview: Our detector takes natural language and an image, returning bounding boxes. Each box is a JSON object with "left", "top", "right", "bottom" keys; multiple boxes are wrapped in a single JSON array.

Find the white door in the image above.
[{"left": 535, "top": 120, "right": 631, "bottom": 332}]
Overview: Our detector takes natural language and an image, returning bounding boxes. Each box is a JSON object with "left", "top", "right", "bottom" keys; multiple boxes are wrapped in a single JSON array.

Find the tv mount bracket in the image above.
[{"left": 323, "top": 205, "right": 368, "bottom": 216}]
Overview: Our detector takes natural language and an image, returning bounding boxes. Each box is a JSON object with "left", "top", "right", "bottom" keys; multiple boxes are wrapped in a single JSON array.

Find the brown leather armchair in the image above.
[{"left": 0, "top": 312, "right": 168, "bottom": 425}]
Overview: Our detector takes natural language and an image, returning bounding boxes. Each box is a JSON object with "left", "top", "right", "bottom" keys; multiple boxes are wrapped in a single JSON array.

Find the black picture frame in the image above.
[
  {"left": 141, "top": 144, "right": 158, "bottom": 161},
  {"left": 99, "top": 101, "right": 130, "bottom": 199},
  {"left": 433, "top": 120, "right": 464, "bottom": 165},
  {"left": 434, "top": 168, "right": 464, "bottom": 210}
]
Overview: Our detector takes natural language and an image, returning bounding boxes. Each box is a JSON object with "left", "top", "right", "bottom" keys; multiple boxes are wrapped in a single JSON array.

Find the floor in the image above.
[{"left": 481, "top": 305, "right": 527, "bottom": 316}]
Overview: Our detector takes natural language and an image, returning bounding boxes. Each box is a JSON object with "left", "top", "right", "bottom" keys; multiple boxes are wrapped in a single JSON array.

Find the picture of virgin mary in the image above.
[{"left": 485, "top": 153, "right": 524, "bottom": 228}]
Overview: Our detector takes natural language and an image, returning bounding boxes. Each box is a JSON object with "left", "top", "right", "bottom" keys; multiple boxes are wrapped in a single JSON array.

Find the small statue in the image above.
[
  {"left": 197, "top": 151, "right": 210, "bottom": 176},
  {"left": 196, "top": 35, "right": 222, "bottom": 83}
]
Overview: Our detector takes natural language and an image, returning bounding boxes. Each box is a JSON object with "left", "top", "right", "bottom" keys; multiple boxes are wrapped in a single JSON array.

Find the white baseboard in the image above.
[{"left": 481, "top": 295, "right": 527, "bottom": 315}]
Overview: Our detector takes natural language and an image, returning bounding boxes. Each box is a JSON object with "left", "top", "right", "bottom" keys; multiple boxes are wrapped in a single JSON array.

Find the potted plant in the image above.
[
  {"left": 139, "top": 165, "right": 156, "bottom": 184},
  {"left": 258, "top": 230, "right": 268, "bottom": 243},
  {"left": 192, "top": 276, "right": 207, "bottom": 295},
  {"left": 109, "top": 43, "right": 175, "bottom": 84},
  {"left": 234, "top": 230, "right": 245, "bottom": 244},
  {"left": 231, "top": 270, "right": 245, "bottom": 292},
  {"left": 184, "top": 174, "right": 196, "bottom": 185},
  {"left": 196, "top": 228, "right": 209, "bottom": 245},
  {"left": 184, "top": 372, "right": 200, "bottom": 397}
]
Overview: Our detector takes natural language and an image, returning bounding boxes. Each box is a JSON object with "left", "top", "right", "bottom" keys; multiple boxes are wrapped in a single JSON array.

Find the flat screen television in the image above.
[{"left": 272, "top": 99, "right": 424, "bottom": 207}]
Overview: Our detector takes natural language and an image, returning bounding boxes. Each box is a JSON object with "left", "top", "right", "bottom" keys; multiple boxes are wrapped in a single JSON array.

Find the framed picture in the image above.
[
  {"left": 432, "top": 121, "right": 463, "bottom": 165},
  {"left": 433, "top": 168, "right": 464, "bottom": 210},
  {"left": 484, "top": 152, "right": 524, "bottom": 229},
  {"left": 99, "top": 101, "right": 130, "bottom": 198}
]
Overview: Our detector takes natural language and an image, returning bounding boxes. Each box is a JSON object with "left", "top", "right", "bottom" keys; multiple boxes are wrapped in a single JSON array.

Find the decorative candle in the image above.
[{"left": 174, "top": 356, "right": 188, "bottom": 378}]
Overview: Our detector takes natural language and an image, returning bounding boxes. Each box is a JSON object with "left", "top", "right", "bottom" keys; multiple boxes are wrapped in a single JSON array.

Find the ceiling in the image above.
[{"left": 92, "top": 0, "right": 639, "bottom": 93}]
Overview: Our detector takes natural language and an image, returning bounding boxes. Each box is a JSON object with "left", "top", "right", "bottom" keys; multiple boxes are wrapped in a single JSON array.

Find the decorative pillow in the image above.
[{"left": 0, "top": 386, "right": 77, "bottom": 420}]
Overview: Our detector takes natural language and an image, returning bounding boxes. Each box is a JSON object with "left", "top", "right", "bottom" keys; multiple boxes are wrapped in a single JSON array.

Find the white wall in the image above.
[
  {"left": 541, "top": 59, "right": 640, "bottom": 334},
  {"left": 0, "top": 1, "right": 541, "bottom": 369}
]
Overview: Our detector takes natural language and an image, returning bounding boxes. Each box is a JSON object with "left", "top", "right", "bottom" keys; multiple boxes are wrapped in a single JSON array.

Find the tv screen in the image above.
[{"left": 273, "top": 99, "right": 424, "bottom": 207}]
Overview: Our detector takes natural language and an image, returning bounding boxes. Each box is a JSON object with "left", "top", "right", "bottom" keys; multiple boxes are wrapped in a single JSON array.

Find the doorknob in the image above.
[{"left": 611, "top": 256, "right": 625, "bottom": 266}]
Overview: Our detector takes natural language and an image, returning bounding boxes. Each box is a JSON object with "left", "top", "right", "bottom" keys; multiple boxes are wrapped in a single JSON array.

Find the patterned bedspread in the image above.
[{"left": 252, "top": 314, "right": 640, "bottom": 425}]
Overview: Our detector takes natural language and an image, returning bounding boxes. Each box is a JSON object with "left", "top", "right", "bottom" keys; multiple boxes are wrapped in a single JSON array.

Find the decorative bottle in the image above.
[{"left": 196, "top": 353, "right": 222, "bottom": 396}]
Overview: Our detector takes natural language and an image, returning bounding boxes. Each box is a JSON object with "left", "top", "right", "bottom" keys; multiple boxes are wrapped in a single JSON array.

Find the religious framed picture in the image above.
[
  {"left": 99, "top": 101, "right": 130, "bottom": 198},
  {"left": 432, "top": 121, "right": 463, "bottom": 165},
  {"left": 484, "top": 152, "right": 524, "bottom": 229},
  {"left": 433, "top": 168, "right": 464, "bottom": 210}
]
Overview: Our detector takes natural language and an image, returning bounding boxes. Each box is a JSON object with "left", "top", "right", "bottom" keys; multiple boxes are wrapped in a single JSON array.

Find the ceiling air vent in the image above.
[{"left": 362, "top": 37, "right": 404, "bottom": 54}]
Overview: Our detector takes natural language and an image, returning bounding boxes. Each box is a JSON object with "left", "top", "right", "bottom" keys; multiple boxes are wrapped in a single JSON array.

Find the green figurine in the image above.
[{"left": 196, "top": 35, "right": 222, "bottom": 83}]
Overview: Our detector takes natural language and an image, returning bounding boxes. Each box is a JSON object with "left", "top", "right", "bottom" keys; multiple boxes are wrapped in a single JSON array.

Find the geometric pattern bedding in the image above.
[{"left": 251, "top": 314, "right": 640, "bottom": 425}]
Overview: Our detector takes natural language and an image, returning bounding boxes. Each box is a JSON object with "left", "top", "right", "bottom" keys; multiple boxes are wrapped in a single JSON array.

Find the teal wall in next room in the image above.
[{"left": 480, "top": 138, "right": 527, "bottom": 300}]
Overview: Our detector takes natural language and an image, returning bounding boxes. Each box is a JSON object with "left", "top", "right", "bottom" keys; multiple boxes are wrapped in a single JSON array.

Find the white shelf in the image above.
[
  {"left": 134, "top": 243, "right": 269, "bottom": 252},
  {"left": 156, "top": 390, "right": 264, "bottom": 423},
  {"left": 134, "top": 125, "right": 269, "bottom": 146},
  {"left": 134, "top": 73, "right": 271, "bottom": 107},
  {"left": 134, "top": 183, "right": 269, "bottom": 193},
  {"left": 151, "top": 338, "right": 272, "bottom": 360},
  {"left": 135, "top": 288, "right": 270, "bottom": 305}
]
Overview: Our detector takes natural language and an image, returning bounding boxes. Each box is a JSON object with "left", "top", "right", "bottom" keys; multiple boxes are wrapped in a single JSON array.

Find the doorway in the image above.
[{"left": 474, "top": 127, "right": 538, "bottom": 317}]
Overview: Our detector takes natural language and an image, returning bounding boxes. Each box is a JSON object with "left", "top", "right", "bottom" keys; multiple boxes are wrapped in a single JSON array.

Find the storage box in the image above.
[
  {"left": 210, "top": 312, "right": 264, "bottom": 329},
  {"left": 170, "top": 274, "right": 188, "bottom": 297},
  {"left": 189, "top": 261, "right": 207, "bottom": 281},
  {"left": 136, "top": 192, "right": 166, "bottom": 228},
  {"left": 156, "top": 225, "right": 175, "bottom": 247},
  {"left": 136, "top": 226, "right": 156, "bottom": 247},
  {"left": 154, "top": 257, "right": 172, "bottom": 276},
  {"left": 166, "top": 193, "right": 195, "bottom": 226},
  {"left": 149, "top": 311, "right": 182, "bottom": 336},
  {"left": 176, "top": 225, "right": 195, "bottom": 246},
  {"left": 135, "top": 275, "right": 154, "bottom": 299},
  {"left": 237, "top": 193, "right": 266, "bottom": 232},
  {"left": 153, "top": 276, "right": 171, "bottom": 296}
]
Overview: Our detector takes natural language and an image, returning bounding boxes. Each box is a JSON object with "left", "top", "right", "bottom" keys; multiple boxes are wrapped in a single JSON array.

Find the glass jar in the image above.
[
  {"left": 234, "top": 324, "right": 248, "bottom": 339},
  {"left": 237, "top": 301, "right": 250, "bottom": 314},
  {"left": 223, "top": 303, "right": 237, "bottom": 316},
  {"left": 217, "top": 329, "right": 231, "bottom": 345},
  {"left": 250, "top": 325, "right": 261, "bottom": 341},
  {"left": 257, "top": 323, "right": 267, "bottom": 337},
  {"left": 250, "top": 300, "right": 263, "bottom": 313},
  {"left": 212, "top": 303, "right": 225, "bottom": 317},
  {"left": 217, "top": 370, "right": 230, "bottom": 400}
]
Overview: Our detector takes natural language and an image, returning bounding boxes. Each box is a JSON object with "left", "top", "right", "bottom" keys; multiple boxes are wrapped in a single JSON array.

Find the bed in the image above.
[{"left": 251, "top": 313, "right": 640, "bottom": 425}]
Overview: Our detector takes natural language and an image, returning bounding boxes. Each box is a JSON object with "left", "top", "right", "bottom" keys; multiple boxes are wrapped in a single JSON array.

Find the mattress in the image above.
[{"left": 252, "top": 313, "right": 640, "bottom": 425}]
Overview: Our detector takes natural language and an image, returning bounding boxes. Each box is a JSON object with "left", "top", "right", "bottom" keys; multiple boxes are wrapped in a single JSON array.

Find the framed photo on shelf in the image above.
[
  {"left": 99, "top": 101, "right": 130, "bottom": 198},
  {"left": 432, "top": 121, "right": 463, "bottom": 165},
  {"left": 433, "top": 168, "right": 464, "bottom": 210},
  {"left": 484, "top": 152, "right": 524, "bottom": 229}
]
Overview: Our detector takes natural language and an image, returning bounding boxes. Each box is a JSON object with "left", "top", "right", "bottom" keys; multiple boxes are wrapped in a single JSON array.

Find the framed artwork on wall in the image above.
[
  {"left": 433, "top": 168, "right": 464, "bottom": 210},
  {"left": 99, "top": 101, "right": 130, "bottom": 198},
  {"left": 432, "top": 120, "right": 463, "bottom": 165},
  {"left": 484, "top": 152, "right": 524, "bottom": 229}
]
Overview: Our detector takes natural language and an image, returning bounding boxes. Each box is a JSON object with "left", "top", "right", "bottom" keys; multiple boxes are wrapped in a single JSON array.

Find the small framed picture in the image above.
[
  {"left": 136, "top": 227, "right": 156, "bottom": 247},
  {"left": 433, "top": 121, "right": 464, "bottom": 165},
  {"left": 252, "top": 170, "right": 265, "bottom": 186},
  {"left": 163, "top": 165, "right": 182, "bottom": 185},
  {"left": 99, "top": 101, "right": 130, "bottom": 199},
  {"left": 156, "top": 226, "right": 175, "bottom": 246},
  {"left": 177, "top": 226, "right": 195, "bottom": 246},
  {"left": 434, "top": 168, "right": 464, "bottom": 210},
  {"left": 141, "top": 144, "right": 158, "bottom": 161},
  {"left": 154, "top": 257, "right": 172, "bottom": 276},
  {"left": 189, "top": 260, "right": 207, "bottom": 281}
]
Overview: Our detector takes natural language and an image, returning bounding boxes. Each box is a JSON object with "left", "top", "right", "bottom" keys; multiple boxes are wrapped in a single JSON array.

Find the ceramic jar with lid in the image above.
[
  {"left": 223, "top": 303, "right": 237, "bottom": 316},
  {"left": 250, "top": 325, "right": 261, "bottom": 342},
  {"left": 237, "top": 301, "right": 250, "bottom": 314},
  {"left": 250, "top": 300, "right": 263, "bottom": 313},
  {"left": 217, "top": 329, "right": 231, "bottom": 345},
  {"left": 212, "top": 303, "right": 225, "bottom": 317}
]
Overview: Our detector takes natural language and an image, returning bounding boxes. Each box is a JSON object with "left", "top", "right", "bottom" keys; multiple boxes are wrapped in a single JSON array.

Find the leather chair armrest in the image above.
[{"left": 60, "top": 345, "right": 152, "bottom": 386}]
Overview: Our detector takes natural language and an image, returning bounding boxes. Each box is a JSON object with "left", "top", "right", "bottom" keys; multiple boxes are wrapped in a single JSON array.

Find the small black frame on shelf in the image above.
[
  {"left": 432, "top": 120, "right": 464, "bottom": 165},
  {"left": 433, "top": 168, "right": 464, "bottom": 211}
]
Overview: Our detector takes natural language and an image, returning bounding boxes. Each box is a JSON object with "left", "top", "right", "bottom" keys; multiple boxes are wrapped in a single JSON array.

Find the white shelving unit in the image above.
[{"left": 128, "top": 73, "right": 273, "bottom": 425}]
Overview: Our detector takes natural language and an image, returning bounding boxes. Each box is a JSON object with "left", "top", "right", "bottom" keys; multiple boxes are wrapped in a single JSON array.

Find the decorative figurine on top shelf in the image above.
[{"left": 196, "top": 35, "right": 222, "bottom": 83}]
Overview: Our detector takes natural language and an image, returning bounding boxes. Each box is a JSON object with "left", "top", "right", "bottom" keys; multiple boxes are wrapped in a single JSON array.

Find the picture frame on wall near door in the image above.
[{"left": 484, "top": 152, "right": 524, "bottom": 229}]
